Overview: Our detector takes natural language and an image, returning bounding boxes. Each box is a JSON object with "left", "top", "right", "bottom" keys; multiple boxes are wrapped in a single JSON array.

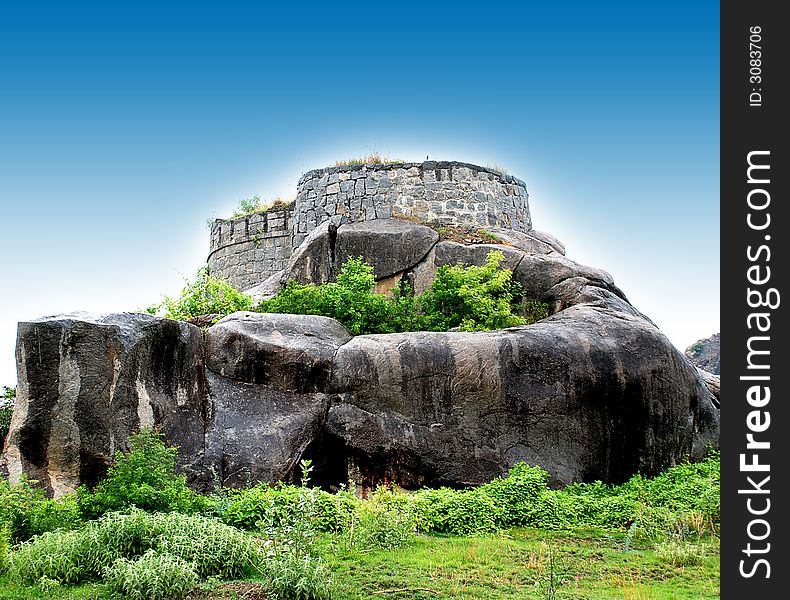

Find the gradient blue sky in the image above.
[{"left": 0, "top": 1, "right": 720, "bottom": 386}]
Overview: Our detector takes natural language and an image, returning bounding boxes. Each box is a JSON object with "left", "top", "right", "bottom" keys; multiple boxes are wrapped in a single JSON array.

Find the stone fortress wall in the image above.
[{"left": 208, "top": 161, "right": 532, "bottom": 291}]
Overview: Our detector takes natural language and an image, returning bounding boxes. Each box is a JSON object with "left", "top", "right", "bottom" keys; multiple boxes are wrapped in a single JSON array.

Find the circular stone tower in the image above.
[{"left": 208, "top": 160, "right": 531, "bottom": 291}]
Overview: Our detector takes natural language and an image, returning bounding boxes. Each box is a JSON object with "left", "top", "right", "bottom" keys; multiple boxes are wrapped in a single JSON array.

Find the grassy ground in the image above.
[
  {"left": 0, "top": 527, "right": 719, "bottom": 599},
  {"left": 322, "top": 529, "right": 719, "bottom": 599}
]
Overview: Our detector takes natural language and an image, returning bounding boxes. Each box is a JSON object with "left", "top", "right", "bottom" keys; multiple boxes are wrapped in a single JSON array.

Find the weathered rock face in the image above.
[
  {"left": 326, "top": 292, "right": 718, "bottom": 487},
  {"left": 206, "top": 312, "right": 351, "bottom": 392},
  {"left": 685, "top": 333, "right": 720, "bottom": 375},
  {"left": 3, "top": 226, "right": 720, "bottom": 496},
  {"left": 4, "top": 313, "right": 207, "bottom": 496},
  {"left": 335, "top": 219, "right": 439, "bottom": 279}
]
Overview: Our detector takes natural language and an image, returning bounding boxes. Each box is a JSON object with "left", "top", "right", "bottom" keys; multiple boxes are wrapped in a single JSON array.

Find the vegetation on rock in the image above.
[
  {"left": 230, "top": 195, "right": 294, "bottom": 219},
  {"left": 146, "top": 251, "right": 548, "bottom": 334},
  {"left": 259, "top": 250, "right": 548, "bottom": 334},
  {"left": 146, "top": 267, "right": 253, "bottom": 322}
]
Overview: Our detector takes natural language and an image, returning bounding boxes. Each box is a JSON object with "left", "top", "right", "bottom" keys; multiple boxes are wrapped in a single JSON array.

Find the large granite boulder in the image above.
[
  {"left": 326, "top": 289, "right": 718, "bottom": 488},
  {"left": 3, "top": 232, "right": 720, "bottom": 495},
  {"left": 335, "top": 219, "right": 439, "bottom": 279},
  {"left": 205, "top": 312, "right": 351, "bottom": 392},
  {"left": 4, "top": 313, "right": 207, "bottom": 496}
]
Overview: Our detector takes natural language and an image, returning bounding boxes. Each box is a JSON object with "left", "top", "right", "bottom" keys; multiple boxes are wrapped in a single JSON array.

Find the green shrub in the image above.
[
  {"left": 419, "top": 250, "right": 529, "bottom": 331},
  {"left": 148, "top": 513, "right": 264, "bottom": 579},
  {"left": 0, "top": 525, "right": 10, "bottom": 575},
  {"left": 149, "top": 267, "right": 253, "bottom": 321},
  {"left": 0, "top": 385, "right": 14, "bottom": 444},
  {"left": 344, "top": 486, "right": 414, "bottom": 551},
  {"left": 0, "top": 477, "right": 82, "bottom": 542},
  {"left": 261, "top": 552, "right": 334, "bottom": 600},
  {"left": 231, "top": 195, "right": 293, "bottom": 218},
  {"left": 259, "top": 257, "right": 411, "bottom": 335},
  {"left": 222, "top": 483, "right": 339, "bottom": 533},
  {"left": 527, "top": 492, "right": 576, "bottom": 531},
  {"left": 76, "top": 429, "right": 208, "bottom": 519},
  {"left": 412, "top": 487, "right": 498, "bottom": 536},
  {"left": 104, "top": 549, "right": 199, "bottom": 600},
  {"left": 8, "top": 509, "right": 265, "bottom": 587},
  {"left": 624, "top": 451, "right": 721, "bottom": 517},
  {"left": 9, "top": 528, "right": 90, "bottom": 585},
  {"left": 233, "top": 194, "right": 264, "bottom": 217},
  {"left": 479, "top": 462, "right": 550, "bottom": 527},
  {"left": 259, "top": 252, "right": 544, "bottom": 335}
]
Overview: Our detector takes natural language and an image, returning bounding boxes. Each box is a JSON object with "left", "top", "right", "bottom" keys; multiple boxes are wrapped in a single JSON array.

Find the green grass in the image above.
[
  {"left": 0, "top": 438, "right": 719, "bottom": 599},
  {"left": 320, "top": 528, "right": 719, "bottom": 599},
  {"left": 0, "top": 529, "right": 720, "bottom": 599},
  {"left": 0, "top": 577, "right": 106, "bottom": 599}
]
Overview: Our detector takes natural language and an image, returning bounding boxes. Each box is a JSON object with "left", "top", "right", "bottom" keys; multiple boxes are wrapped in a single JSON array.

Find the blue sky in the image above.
[{"left": 0, "top": 1, "right": 720, "bottom": 386}]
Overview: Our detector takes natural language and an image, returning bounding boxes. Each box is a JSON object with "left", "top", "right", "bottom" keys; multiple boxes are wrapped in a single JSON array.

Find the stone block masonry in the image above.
[
  {"left": 208, "top": 161, "right": 532, "bottom": 291},
  {"left": 208, "top": 208, "right": 292, "bottom": 292}
]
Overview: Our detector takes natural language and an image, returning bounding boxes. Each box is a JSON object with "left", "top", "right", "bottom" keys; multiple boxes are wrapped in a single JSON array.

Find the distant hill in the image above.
[{"left": 685, "top": 333, "right": 720, "bottom": 375}]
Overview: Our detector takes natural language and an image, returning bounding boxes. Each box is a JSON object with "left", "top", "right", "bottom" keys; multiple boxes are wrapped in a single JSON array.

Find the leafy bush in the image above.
[
  {"left": 0, "top": 525, "right": 10, "bottom": 575},
  {"left": 149, "top": 267, "right": 253, "bottom": 321},
  {"left": 231, "top": 195, "right": 293, "bottom": 218},
  {"left": 0, "top": 477, "right": 81, "bottom": 542},
  {"left": 242, "top": 460, "right": 336, "bottom": 599},
  {"left": 8, "top": 509, "right": 265, "bottom": 587},
  {"left": 236, "top": 194, "right": 263, "bottom": 216},
  {"left": 412, "top": 487, "right": 498, "bottom": 536},
  {"left": 9, "top": 528, "right": 90, "bottom": 586},
  {"left": 76, "top": 429, "right": 208, "bottom": 519},
  {"left": 221, "top": 482, "right": 339, "bottom": 534},
  {"left": 479, "top": 462, "right": 550, "bottom": 527},
  {"left": 419, "top": 250, "right": 528, "bottom": 331},
  {"left": 259, "top": 257, "right": 413, "bottom": 335},
  {"left": 623, "top": 450, "right": 720, "bottom": 517},
  {"left": 104, "top": 550, "right": 200, "bottom": 600},
  {"left": 342, "top": 486, "right": 414, "bottom": 551},
  {"left": 259, "top": 252, "right": 544, "bottom": 335},
  {"left": 0, "top": 385, "right": 14, "bottom": 443},
  {"left": 261, "top": 552, "right": 334, "bottom": 600},
  {"left": 148, "top": 513, "right": 264, "bottom": 579}
]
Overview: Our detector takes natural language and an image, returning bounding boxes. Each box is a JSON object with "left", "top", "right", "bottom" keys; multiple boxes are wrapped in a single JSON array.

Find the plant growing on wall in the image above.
[{"left": 230, "top": 195, "right": 293, "bottom": 219}]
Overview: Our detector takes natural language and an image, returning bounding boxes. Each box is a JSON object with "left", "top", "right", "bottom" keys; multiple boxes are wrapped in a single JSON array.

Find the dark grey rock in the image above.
[
  {"left": 205, "top": 312, "right": 351, "bottom": 393},
  {"left": 4, "top": 238, "right": 721, "bottom": 496},
  {"left": 326, "top": 302, "right": 719, "bottom": 487},
  {"left": 485, "top": 227, "right": 565, "bottom": 255},
  {"left": 3, "top": 312, "right": 206, "bottom": 496},
  {"left": 335, "top": 219, "right": 438, "bottom": 279},
  {"left": 434, "top": 241, "right": 524, "bottom": 271},
  {"left": 201, "top": 370, "right": 329, "bottom": 488},
  {"left": 685, "top": 333, "right": 720, "bottom": 375}
]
